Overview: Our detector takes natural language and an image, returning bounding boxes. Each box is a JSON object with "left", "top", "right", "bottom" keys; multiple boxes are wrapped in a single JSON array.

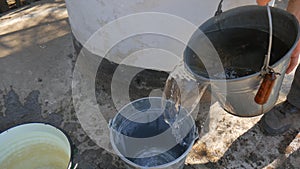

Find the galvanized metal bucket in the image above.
[
  {"left": 109, "top": 97, "right": 198, "bottom": 169},
  {"left": 0, "top": 123, "right": 72, "bottom": 169},
  {"left": 184, "top": 5, "right": 300, "bottom": 117}
]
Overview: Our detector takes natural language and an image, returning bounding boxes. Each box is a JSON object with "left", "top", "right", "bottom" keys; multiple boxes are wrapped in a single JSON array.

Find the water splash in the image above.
[{"left": 213, "top": 67, "right": 255, "bottom": 79}]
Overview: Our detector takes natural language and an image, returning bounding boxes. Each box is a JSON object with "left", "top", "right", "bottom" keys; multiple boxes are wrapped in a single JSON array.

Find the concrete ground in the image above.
[{"left": 0, "top": 0, "right": 299, "bottom": 169}]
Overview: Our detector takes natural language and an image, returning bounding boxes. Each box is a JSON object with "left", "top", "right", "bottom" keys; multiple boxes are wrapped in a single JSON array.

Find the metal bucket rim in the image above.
[
  {"left": 0, "top": 123, "right": 72, "bottom": 168},
  {"left": 109, "top": 97, "right": 197, "bottom": 168},
  {"left": 110, "top": 127, "right": 197, "bottom": 169},
  {"left": 184, "top": 5, "right": 300, "bottom": 83}
]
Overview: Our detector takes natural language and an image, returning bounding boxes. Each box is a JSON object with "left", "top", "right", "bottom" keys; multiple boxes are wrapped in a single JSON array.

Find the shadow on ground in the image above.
[{"left": 187, "top": 120, "right": 300, "bottom": 169}]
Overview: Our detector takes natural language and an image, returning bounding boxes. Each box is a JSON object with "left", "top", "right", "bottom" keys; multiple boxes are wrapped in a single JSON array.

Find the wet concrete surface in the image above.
[{"left": 0, "top": 0, "right": 299, "bottom": 168}]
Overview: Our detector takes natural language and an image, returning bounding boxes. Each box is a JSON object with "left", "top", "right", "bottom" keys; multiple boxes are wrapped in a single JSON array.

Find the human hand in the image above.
[
  {"left": 286, "top": 0, "right": 300, "bottom": 74},
  {"left": 257, "top": 0, "right": 300, "bottom": 74},
  {"left": 256, "top": 0, "right": 271, "bottom": 6},
  {"left": 286, "top": 41, "right": 300, "bottom": 74}
]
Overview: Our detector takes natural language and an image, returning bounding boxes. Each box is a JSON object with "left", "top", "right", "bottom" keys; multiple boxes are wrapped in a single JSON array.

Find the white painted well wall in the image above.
[{"left": 65, "top": 0, "right": 274, "bottom": 71}]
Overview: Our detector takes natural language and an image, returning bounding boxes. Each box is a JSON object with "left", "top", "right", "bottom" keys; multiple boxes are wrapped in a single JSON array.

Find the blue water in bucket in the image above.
[{"left": 109, "top": 97, "right": 198, "bottom": 169}]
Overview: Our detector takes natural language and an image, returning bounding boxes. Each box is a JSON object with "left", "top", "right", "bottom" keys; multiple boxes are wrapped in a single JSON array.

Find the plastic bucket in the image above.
[
  {"left": 109, "top": 97, "right": 198, "bottom": 169},
  {"left": 0, "top": 123, "right": 71, "bottom": 169}
]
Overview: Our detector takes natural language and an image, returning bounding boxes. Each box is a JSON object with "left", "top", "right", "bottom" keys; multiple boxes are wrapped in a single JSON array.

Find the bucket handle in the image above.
[
  {"left": 193, "top": 127, "right": 199, "bottom": 141},
  {"left": 108, "top": 119, "right": 113, "bottom": 128},
  {"left": 214, "top": 0, "right": 224, "bottom": 16},
  {"left": 67, "top": 162, "right": 78, "bottom": 169}
]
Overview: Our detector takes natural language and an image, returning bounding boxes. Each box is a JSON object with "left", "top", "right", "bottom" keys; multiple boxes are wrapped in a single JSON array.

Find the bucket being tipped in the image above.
[
  {"left": 109, "top": 97, "right": 198, "bottom": 169},
  {"left": 184, "top": 5, "right": 300, "bottom": 117}
]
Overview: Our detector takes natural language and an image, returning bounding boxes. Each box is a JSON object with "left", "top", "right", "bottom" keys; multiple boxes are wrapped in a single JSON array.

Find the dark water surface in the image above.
[{"left": 186, "top": 28, "right": 289, "bottom": 79}]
